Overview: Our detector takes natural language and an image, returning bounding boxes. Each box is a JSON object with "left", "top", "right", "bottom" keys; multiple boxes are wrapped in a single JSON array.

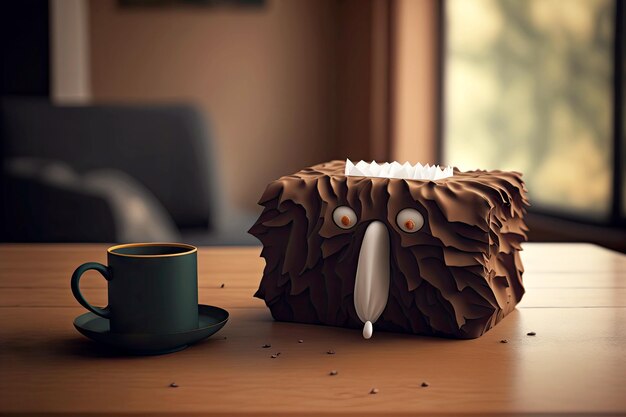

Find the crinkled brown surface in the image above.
[{"left": 249, "top": 160, "right": 529, "bottom": 339}]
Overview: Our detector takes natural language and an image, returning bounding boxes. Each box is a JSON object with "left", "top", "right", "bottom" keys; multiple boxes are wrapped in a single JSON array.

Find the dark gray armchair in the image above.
[{"left": 0, "top": 97, "right": 258, "bottom": 245}]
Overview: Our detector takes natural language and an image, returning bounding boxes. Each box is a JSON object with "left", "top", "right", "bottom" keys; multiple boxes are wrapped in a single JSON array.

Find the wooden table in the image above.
[{"left": 1, "top": 243, "right": 625, "bottom": 416}]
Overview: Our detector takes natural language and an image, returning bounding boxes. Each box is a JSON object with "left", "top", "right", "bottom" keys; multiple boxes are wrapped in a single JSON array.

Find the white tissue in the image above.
[{"left": 345, "top": 159, "right": 453, "bottom": 180}]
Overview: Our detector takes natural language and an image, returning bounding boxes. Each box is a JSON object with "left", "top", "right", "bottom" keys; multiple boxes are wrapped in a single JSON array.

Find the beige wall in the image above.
[
  {"left": 390, "top": 0, "right": 439, "bottom": 165},
  {"left": 51, "top": 0, "right": 91, "bottom": 103},
  {"left": 89, "top": 0, "right": 338, "bottom": 210}
]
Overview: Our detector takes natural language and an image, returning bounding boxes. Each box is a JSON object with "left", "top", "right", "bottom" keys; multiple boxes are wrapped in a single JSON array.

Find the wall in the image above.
[
  {"left": 390, "top": 0, "right": 439, "bottom": 165},
  {"left": 334, "top": 0, "right": 374, "bottom": 162},
  {"left": 51, "top": 0, "right": 90, "bottom": 103},
  {"left": 89, "top": 0, "right": 338, "bottom": 210}
]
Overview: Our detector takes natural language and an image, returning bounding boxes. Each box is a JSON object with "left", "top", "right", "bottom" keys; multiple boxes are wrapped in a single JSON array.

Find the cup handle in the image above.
[{"left": 70, "top": 262, "right": 112, "bottom": 319}]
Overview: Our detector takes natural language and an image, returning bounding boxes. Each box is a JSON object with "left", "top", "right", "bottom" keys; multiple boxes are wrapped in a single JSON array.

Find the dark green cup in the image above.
[{"left": 71, "top": 243, "right": 199, "bottom": 334}]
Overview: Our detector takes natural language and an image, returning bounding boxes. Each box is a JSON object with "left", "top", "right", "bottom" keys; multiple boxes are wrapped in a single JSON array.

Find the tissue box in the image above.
[{"left": 249, "top": 160, "right": 529, "bottom": 339}]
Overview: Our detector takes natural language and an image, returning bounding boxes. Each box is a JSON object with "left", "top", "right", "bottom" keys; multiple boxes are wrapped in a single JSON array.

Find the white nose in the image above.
[{"left": 353, "top": 221, "right": 391, "bottom": 339}]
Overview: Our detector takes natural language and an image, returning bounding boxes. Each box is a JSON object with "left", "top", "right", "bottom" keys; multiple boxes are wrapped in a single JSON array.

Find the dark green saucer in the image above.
[{"left": 73, "top": 304, "right": 229, "bottom": 355}]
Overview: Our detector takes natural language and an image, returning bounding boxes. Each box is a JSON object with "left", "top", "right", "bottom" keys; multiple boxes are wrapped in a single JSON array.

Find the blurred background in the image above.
[{"left": 1, "top": 0, "right": 624, "bottom": 251}]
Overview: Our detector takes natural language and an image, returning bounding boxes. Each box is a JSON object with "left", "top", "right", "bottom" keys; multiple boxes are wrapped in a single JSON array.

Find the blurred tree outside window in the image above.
[{"left": 444, "top": 0, "right": 619, "bottom": 221}]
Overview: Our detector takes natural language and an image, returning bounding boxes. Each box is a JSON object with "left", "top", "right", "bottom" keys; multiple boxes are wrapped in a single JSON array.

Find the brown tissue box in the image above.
[{"left": 249, "top": 160, "right": 529, "bottom": 339}]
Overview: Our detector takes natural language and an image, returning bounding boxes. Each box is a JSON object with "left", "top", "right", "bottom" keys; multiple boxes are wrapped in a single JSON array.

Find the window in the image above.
[{"left": 443, "top": 0, "right": 623, "bottom": 223}]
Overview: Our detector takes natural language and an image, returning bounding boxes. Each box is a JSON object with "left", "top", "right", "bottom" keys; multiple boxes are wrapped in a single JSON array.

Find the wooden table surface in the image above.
[{"left": 0, "top": 243, "right": 625, "bottom": 416}]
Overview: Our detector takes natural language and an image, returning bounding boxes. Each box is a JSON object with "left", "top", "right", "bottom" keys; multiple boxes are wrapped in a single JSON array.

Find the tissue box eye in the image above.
[
  {"left": 396, "top": 208, "right": 424, "bottom": 233},
  {"left": 333, "top": 206, "right": 357, "bottom": 229},
  {"left": 249, "top": 160, "right": 529, "bottom": 339}
]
